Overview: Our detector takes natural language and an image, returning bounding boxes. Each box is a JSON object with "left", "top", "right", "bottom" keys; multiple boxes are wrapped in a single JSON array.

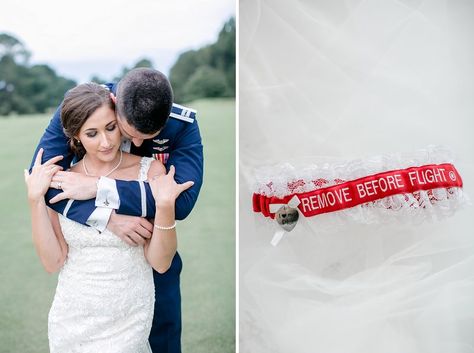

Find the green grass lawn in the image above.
[{"left": 0, "top": 98, "right": 235, "bottom": 352}]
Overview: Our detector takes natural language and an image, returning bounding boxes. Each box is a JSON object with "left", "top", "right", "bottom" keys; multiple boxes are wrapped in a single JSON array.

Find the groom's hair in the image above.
[{"left": 116, "top": 68, "right": 173, "bottom": 134}]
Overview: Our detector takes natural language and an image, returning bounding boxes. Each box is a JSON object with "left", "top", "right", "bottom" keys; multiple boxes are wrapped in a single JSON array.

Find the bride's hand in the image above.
[
  {"left": 24, "top": 148, "right": 63, "bottom": 202},
  {"left": 149, "top": 165, "right": 194, "bottom": 207}
]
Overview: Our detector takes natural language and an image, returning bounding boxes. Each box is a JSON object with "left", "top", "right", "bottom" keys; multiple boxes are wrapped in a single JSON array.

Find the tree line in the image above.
[
  {"left": 0, "top": 17, "right": 235, "bottom": 115},
  {"left": 0, "top": 33, "right": 76, "bottom": 115},
  {"left": 169, "top": 17, "right": 235, "bottom": 102}
]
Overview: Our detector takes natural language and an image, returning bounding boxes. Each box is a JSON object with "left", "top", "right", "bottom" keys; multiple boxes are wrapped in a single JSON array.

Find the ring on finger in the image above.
[{"left": 57, "top": 182, "right": 62, "bottom": 190}]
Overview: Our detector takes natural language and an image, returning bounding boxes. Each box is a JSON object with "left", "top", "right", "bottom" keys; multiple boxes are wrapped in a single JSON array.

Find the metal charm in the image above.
[{"left": 275, "top": 205, "right": 299, "bottom": 232}]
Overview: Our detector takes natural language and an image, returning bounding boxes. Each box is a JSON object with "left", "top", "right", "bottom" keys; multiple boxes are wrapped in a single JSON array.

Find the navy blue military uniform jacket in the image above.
[{"left": 30, "top": 82, "right": 203, "bottom": 224}]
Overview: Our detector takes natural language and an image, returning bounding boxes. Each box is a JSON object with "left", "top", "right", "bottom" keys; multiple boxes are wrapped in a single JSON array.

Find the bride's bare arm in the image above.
[
  {"left": 145, "top": 165, "right": 193, "bottom": 274},
  {"left": 145, "top": 202, "right": 177, "bottom": 274},
  {"left": 29, "top": 200, "right": 68, "bottom": 273},
  {"left": 144, "top": 159, "right": 175, "bottom": 273},
  {"left": 25, "top": 148, "right": 68, "bottom": 273}
]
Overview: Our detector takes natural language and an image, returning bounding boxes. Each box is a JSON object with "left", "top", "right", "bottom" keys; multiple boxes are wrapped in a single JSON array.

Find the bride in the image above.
[{"left": 24, "top": 83, "right": 193, "bottom": 353}]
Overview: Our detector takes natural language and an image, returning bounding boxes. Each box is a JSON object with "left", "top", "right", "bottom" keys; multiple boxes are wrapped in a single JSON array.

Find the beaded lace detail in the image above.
[
  {"left": 138, "top": 157, "right": 154, "bottom": 181},
  {"left": 48, "top": 157, "right": 155, "bottom": 353}
]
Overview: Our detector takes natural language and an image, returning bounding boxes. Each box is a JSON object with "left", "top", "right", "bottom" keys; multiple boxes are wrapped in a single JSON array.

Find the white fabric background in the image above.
[{"left": 239, "top": 0, "right": 474, "bottom": 352}]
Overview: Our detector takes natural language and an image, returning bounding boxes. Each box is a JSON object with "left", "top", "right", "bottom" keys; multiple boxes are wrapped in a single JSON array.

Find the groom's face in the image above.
[{"left": 116, "top": 114, "right": 160, "bottom": 147}]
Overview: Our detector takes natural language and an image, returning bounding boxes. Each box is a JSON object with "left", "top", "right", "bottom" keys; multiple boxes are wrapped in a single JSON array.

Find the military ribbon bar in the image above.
[{"left": 253, "top": 163, "right": 463, "bottom": 218}]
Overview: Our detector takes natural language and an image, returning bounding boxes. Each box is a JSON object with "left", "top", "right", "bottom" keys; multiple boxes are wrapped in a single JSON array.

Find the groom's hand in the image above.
[
  {"left": 107, "top": 211, "right": 153, "bottom": 247},
  {"left": 49, "top": 171, "right": 98, "bottom": 203}
]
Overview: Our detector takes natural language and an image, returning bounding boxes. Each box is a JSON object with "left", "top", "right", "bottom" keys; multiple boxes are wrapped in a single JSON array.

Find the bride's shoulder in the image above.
[
  {"left": 121, "top": 152, "right": 142, "bottom": 167},
  {"left": 116, "top": 153, "right": 142, "bottom": 177},
  {"left": 121, "top": 153, "right": 165, "bottom": 179}
]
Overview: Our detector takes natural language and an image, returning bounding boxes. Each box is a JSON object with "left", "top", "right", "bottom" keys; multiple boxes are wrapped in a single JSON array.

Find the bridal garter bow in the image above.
[{"left": 252, "top": 146, "right": 467, "bottom": 246}]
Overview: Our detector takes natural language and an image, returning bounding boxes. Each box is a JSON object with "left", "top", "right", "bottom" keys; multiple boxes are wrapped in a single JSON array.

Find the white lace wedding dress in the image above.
[{"left": 48, "top": 157, "right": 155, "bottom": 353}]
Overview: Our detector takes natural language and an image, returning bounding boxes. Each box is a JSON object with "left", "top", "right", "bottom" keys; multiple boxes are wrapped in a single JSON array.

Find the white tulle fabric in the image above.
[
  {"left": 240, "top": 1, "right": 474, "bottom": 352},
  {"left": 48, "top": 157, "right": 155, "bottom": 353}
]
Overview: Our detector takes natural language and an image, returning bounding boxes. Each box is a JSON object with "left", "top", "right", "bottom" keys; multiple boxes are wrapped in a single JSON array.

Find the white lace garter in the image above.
[{"left": 252, "top": 146, "right": 468, "bottom": 245}]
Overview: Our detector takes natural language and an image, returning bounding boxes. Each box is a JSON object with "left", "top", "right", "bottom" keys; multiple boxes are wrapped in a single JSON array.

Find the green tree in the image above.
[
  {"left": 26, "top": 64, "right": 76, "bottom": 113},
  {"left": 182, "top": 66, "right": 230, "bottom": 102},
  {"left": 212, "top": 17, "right": 235, "bottom": 95},
  {"left": 112, "top": 58, "right": 155, "bottom": 82},
  {"left": 0, "top": 55, "right": 35, "bottom": 114},
  {"left": 90, "top": 74, "right": 107, "bottom": 84},
  {"left": 169, "top": 50, "right": 201, "bottom": 102},
  {"left": 0, "top": 33, "right": 31, "bottom": 65},
  {"left": 0, "top": 32, "right": 76, "bottom": 115},
  {"left": 169, "top": 17, "right": 235, "bottom": 103}
]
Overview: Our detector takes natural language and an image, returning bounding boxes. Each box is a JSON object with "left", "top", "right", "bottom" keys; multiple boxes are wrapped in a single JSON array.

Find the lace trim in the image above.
[
  {"left": 254, "top": 146, "right": 458, "bottom": 197},
  {"left": 138, "top": 157, "right": 154, "bottom": 181},
  {"left": 253, "top": 146, "right": 468, "bottom": 224}
]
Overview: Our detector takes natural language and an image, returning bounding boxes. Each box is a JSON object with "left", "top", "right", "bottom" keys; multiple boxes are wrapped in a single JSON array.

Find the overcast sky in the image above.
[{"left": 0, "top": 0, "right": 235, "bottom": 82}]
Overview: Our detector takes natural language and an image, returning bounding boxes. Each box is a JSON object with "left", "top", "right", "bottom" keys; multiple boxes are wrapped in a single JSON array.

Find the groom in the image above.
[{"left": 30, "top": 68, "right": 203, "bottom": 353}]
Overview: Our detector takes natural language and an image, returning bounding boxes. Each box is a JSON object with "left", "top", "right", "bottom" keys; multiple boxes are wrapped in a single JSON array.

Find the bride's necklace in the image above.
[{"left": 83, "top": 149, "right": 123, "bottom": 177}]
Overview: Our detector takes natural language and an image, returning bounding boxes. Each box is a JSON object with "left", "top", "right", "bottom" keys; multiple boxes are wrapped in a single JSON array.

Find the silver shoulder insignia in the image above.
[{"left": 170, "top": 103, "right": 197, "bottom": 123}]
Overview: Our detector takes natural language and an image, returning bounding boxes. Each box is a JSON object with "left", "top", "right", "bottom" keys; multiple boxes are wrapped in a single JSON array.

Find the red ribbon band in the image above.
[{"left": 253, "top": 163, "right": 463, "bottom": 219}]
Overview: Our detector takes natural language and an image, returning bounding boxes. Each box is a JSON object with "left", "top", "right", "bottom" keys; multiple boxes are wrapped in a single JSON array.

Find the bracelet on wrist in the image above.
[{"left": 154, "top": 221, "right": 177, "bottom": 231}]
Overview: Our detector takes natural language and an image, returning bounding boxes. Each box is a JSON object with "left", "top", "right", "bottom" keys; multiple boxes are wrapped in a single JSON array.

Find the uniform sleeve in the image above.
[
  {"left": 30, "top": 106, "right": 75, "bottom": 215},
  {"left": 167, "top": 118, "right": 204, "bottom": 220},
  {"left": 30, "top": 106, "right": 73, "bottom": 175},
  {"left": 115, "top": 119, "right": 204, "bottom": 220}
]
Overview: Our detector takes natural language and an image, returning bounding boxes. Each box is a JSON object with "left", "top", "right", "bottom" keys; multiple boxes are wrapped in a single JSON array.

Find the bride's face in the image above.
[{"left": 76, "top": 104, "right": 121, "bottom": 163}]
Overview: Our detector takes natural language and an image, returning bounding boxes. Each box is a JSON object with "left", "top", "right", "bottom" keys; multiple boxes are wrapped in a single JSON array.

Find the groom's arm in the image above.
[
  {"left": 163, "top": 118, "right": 203, "bottom": 219},
  {"left": 32, "top": 103, "right": 203, "bottom": 231},
  {"left": 30, "top": 106, "right": 73, "bottom": 175},
  {"left": 101, "top": 117, "right": 204, "bottom": 220}
]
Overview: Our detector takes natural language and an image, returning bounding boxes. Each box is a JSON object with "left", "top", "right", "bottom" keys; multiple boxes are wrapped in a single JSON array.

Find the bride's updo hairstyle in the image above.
[{"left": 61, "top": 83, "right": 115, "bottom": 159}]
